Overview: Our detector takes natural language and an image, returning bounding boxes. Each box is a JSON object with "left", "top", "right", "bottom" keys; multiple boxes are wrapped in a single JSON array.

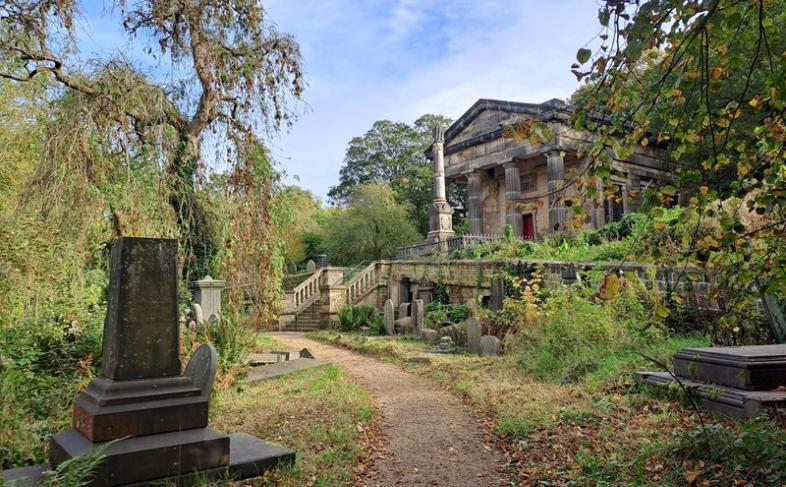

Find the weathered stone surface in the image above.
[
  {"left": 190, "top": 276, "right": 225, "bottom": 323},
  {"left": 439, "top": 323, "right": 466, "bottom": 347},
  {"left": 300, "top": 348, "right": 315, "bottom": 359},
  {"left": 50, "top": 427, "right": 230, "bottom": 486},
  {"left": 189, "top": 303, "right": 204, "bottom": 324},
  {"left": 411, "top": 299, "right": 424, "bottom": 335},
  {"left": 383, "top": 299, "right": 395, "bottom": 335},
  {"left": 247, "top": 359, "right": 332, "bottom": 383},
  {"left": 466, "top": 317, "right": 482, "bottom": 354},
  {"left": 102, "top": 237, "right": 180, "bottom": 380},
  {"left": 398, "top": 302, "right": 410, "bottom": 319},
  {"left": 479, "top": 335, "right": 501, "bottom": 357},
  {"left": 490, "top": 277, "right": 505, "bottom": 311},
  {"left": 395, "top": 316, "right": 413, "bottom": 334},
  {"left": 185, "top": 344, "right": 218, "bottom": 398},
  {"left": 673, "top": 344, "right": 786, "bottom": 391},
  {"left": 305, "top": 260, "right": 317, "bottom": 273},
  {"left": 420, "top": 328, "right": 440, "bottom": 345},
  {"left": 287, "top": 262, "right": 297, "bottom": 275}
]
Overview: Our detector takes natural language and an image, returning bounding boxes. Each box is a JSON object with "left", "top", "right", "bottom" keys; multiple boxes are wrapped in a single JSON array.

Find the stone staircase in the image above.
[
  {"left": 346, "top": 262, "right": 383, "bottom": 305},
  {"left": 280, "top": 269, "right": 324, "bottom": 331}
]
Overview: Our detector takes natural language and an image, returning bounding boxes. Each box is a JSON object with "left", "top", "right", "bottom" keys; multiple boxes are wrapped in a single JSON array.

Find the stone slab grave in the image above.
[
  {"left": 636, "top": 344, "right": 786, "bottom": 419},
  {"left": 2, "top": 237, "right": 294, "bottom": 486},
  {"left": 246, "top": 347, "right": 330, "bottom": 383}
]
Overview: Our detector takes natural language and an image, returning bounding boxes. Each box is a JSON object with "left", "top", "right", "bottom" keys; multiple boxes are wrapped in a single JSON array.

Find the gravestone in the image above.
[
  {"left": 383, "top": 299, "right": 395, "bottom": 335},
  {"left": 411, "top": 299, "right": 424, "bottom": 336},
  {"left": 3, "top": 238, "right": 294, "bottom": 486},
  {"left": 466, "top": 317, "right": 482, "bottom": 354},
  {"left": 490, "top": 277, "right": 505, "bottom": 311},
  {"left": 479, "top": 335, "right": 501, "bottom": 357},
  {"left": 185, "top": 344, "right": 218, "bottom": 397},
  {"left": 287, "top": 262, "right": 297, "bottom": 275},
  {"left": 439, "top": 323, "right": 466, "bottom": 347},
  {"left": 305, "top": 259, "right": 317, "bottom": 273},
  {"left": 317, "top": 254, "right": 328, "bottom": 268},
  {"left": 190, "top": 275, "right": 226, "bottom": 322},
  {"left": 189, "top": 302, "right": 205, "bottom": 324},
  {"left": 398, "top": 302, "right": 410, "bottom": 319}
]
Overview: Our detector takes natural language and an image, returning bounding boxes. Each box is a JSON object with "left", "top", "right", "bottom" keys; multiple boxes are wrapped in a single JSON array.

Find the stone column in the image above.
[
  {"left": 546, "top": 150, "right": 568, "bottom": 233},
  {"left": 467, "top": 171, "right": 483, "bottom": 234},
  {"left": 503, "top": 162, "right": 523, "bottom": 237},
  {"left": 427, "top": 125, "right": 455, "bottom": 241}
]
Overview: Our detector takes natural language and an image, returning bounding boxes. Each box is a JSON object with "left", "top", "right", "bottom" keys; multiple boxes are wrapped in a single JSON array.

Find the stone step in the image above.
[
  {"left": 673, "top": 344, "right": 786, "bottom": 391},
  {"left": 634, "top": 371, "right": 786, "bottom": 419}
]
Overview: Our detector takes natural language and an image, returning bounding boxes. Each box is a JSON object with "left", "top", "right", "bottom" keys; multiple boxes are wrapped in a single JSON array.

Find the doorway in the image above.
[{"left": 522, "top": 213, "right": 536, "bottom": 240}]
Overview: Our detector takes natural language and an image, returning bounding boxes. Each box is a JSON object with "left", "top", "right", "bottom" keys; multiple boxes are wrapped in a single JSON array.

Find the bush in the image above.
[
  {"left": 510, "top": 285, "right": 707, "bottom": 386},
  {"left": 424, "top": 302, "right": 468, "bottom": 327},
  {"left": 335, "top": 304, "right": 382, "bottom": 333},
  {"left": 186, "top": 315, "right": 253, "bottom": 376}
]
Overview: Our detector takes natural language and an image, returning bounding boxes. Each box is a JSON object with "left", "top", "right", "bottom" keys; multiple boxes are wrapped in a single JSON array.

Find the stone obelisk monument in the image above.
[{"left": 426, "top": 125, "right": 455, "bottom": 242}]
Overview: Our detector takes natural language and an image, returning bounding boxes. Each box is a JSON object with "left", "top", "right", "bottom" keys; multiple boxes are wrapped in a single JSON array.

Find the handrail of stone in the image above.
[
  {"left": 289, "top": 268, "right": 324, "bottom": 312},
  {"left": 395, "top": 233, "right": 508, "bottom": 259},
  {"left": 346, "top": 262, "right": 379, "bottom": 304}
]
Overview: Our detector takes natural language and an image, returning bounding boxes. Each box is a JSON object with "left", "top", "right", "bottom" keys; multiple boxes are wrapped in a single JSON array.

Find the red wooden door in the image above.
[{"left": 523, "top": 214, "right": 536, "bottom": 240}]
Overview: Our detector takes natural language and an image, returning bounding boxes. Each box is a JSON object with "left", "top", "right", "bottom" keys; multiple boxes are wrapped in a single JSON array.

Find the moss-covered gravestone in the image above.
[{"left": 3, "top": 237, "right": 294, "bottom": 486}]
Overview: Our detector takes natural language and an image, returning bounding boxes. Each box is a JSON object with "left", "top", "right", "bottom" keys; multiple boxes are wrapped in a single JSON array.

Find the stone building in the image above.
[{"left": 427, "top": 98, "right": 669, "bottom": 239}]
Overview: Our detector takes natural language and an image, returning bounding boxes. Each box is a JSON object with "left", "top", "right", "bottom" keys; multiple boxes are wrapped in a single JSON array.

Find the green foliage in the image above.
[
  {"left": 510, "top": 285, "right": 708, "bottom": 386},
  {"left": 577, "top": 0, "right": 786, "bottom": 329},
  {"left": 187, "top": 315, "right": 253, "bottom": 375},
  {"left": 328, "top": 114, "right": 463, "bottom": 234},
  {"left": 676, "top": 420, "right": 786, "bottom": 485},
  {"left": 322, "top": 183, "right": 421, "bottom": 265},
  {"left": 335, "top": 304, "right": 382, "bottom": 334},
  {"left": 424, "top": 301, "right": 468, "bottom": 327}
]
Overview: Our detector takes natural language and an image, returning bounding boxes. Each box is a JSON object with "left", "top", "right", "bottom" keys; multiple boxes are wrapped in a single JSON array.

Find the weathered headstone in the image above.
[
  {"left": 287, "top": 262, "right": 297, "bottom": 275},
  {"left": 411, "top": 299, "right": 424, "bottom": 336},
  {"left": 317, "top": 254, "right": 328, "bottom": 268},
  {"left": 189, "top": 302, "right": 204, "bottom": 324},
  {"left": 383, "top": 299, "right": 395, "bottom": 335},
  {"left": 479, "top": 335, "right": 501, "bottom": 357},
  {"left": 490, "top": 277, "right": 505, "bottom": 311},
  {"left": 395, "top": 316, "right": 414, "bottom": 334},
  {"left": 2, "top": 237, "right": 295, "bottom": 487},
  {"left": 184, "top": 343, "right": 218, "bottom": 397},
  {"left": 398, "top": 302, "right": 410, "bottom": 319},
  {"left": 305, "top": 259, "right": 317, "bottom": 273},
  {"left": 466, "top": 317, "right": 482, "bottom": 354},
  {"left": 190, "top": 275, "right": 226, "bottom": 322}
]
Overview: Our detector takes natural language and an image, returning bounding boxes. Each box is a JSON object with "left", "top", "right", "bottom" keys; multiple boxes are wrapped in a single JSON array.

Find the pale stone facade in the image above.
[{"left": 433, "top": 98, "right": 668, "bottom": 238}]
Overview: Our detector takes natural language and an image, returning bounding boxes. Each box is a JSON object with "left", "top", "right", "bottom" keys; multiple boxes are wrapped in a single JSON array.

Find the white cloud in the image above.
[{"left": 253, "top": 1, "right": 605, "bottom": 200}]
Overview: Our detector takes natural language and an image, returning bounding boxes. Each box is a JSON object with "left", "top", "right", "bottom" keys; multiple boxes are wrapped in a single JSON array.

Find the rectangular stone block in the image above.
[
  {"left": 674, "top": 344, "right": 786, "bottom": 391},
  {"left": 102, "top": 238, "right": 180, "bottom": 380},
  {"left": 49, "top": 428, "right": 230, "bottom": 486}
]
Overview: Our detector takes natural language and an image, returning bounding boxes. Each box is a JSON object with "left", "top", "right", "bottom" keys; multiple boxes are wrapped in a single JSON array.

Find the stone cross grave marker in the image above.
[{"left": 383, "top": 299, "right": 395, "bottom": 335}]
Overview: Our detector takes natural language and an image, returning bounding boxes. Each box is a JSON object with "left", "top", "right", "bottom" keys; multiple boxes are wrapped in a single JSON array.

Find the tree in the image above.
[
  {"left": 328, "top": 114, "right": 463, "bottom": 234},
  {"left": 277, "top": 186, "right": 326, "bottom": 263},
  {"left": 568, "top": 0, "right": 786, "bottom": 332},
  {"left": 322, "top": 183, "right": 420, "bottom": 265},
  {"left": 0, "top": 1, "right": 303, "bottom": 280}
]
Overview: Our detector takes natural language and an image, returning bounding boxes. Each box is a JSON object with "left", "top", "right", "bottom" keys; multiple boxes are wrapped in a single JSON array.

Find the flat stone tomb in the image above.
[
  {"left": 674, "top": 345, "right": 786, "bottom": 390},
  {"left": 636, "top": 344, "right": 786, "bottom": 420},
  {"left": 3, "top": 237, "right": 294, "bottom": 486}
]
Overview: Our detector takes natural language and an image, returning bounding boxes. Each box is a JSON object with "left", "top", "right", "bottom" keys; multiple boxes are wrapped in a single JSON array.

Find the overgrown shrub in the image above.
[
  {"left": 334, "top": 304, "right": 382, "bottom": 333},
  {"left": 424, "top": 301, "right": 468, "bottom": 327}
]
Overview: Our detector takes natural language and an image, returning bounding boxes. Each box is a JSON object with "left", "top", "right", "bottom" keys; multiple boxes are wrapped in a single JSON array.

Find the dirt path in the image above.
[{"left": 267, "top": 333, "right": 511, "bottom": 487}]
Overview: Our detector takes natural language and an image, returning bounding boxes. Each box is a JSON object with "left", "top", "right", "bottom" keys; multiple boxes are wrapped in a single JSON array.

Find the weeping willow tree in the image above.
[{"left": 0, "top": 1, "right": 304, "bottom": 287}]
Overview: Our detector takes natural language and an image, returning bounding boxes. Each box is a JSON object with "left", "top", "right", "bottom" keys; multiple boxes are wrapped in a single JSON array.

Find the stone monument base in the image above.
[
  {"left": 636, "top": 344, "right": 786, "bottom": 419},
  {"left": 2, "top": 432, "right": 294, "bottom": 487}
]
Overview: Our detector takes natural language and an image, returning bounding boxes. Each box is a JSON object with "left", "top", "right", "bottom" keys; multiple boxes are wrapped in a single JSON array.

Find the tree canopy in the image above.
[
  {"left": 563, "top": 0, "right": 786, "bottom": 327},
  {"left": 328, "top": 114, "right": 463, "bottom": 234},
  {"left": 322, "top": 183, "right": 420, "bottom": 265},
  {"left": 0, "top": 0, "right": 304, "bottom": 280}
]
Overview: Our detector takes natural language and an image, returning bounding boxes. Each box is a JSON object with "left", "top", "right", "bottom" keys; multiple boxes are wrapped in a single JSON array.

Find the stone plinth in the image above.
[
  {"left": 673, "top": 345, "right": 786, "bottom": 391},
  {"left": 190, "top": 275, "right": 226, "bottom": 322}
]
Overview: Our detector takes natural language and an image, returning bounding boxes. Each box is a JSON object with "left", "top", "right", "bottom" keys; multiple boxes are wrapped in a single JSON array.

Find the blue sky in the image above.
[{"left": 76, "top": 1, "right": 603, "bottom": 200}]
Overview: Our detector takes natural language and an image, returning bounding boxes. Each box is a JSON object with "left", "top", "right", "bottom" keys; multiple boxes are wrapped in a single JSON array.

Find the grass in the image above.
[
  {"left": 210, "top": 364, "right": 375, "bottom": 487},
  {"left": 308, "top": 330, "right": 767, "bottom": 486}
]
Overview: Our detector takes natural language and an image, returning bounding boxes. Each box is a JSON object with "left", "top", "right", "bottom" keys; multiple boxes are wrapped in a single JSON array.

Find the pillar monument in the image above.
[{"left": 427, "top": 126, "right": 455, "bottom": 241}]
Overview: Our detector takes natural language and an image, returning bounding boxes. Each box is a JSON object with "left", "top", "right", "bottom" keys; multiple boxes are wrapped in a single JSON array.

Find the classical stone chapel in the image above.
[{"left": 425, "top": 98, "right": 669, "bottom": 240}]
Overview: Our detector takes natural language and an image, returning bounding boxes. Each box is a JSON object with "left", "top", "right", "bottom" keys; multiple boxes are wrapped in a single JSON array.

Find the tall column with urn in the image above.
[{"left": 427, "top": 125, "right": 455, "bottom": 242}]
